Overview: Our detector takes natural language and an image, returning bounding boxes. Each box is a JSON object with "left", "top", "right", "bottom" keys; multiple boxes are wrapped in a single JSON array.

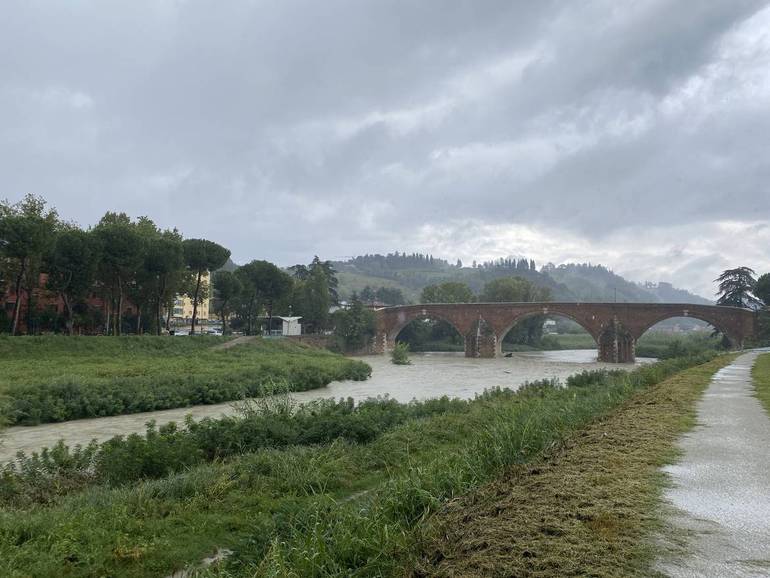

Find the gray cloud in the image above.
[{"left": 1, "top": 0, "right": 769, "bottom": 296}]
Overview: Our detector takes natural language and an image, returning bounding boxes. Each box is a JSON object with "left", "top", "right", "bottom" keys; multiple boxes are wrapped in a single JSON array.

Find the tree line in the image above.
[
  {"left": 0, "top": 195, "right": 342, "bottom": 337},
  {"left": 0, "top": 194, "right": 232, "bottom": 335}
]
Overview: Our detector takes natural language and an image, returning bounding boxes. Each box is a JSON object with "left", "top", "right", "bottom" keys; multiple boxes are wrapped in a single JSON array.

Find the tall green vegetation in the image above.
[
  {"left": 332, "top": 294, "right": 376, "bottom": 351},
  {"left": 289, "top": 256, "right": 339, "bottom": 332},
  {"left": 755, "top": 273, "right": 770, "bottom": 307},
  {"left": 0, "top": 195, "right": 58, "bottom": 335},
  {"left": 143, "top": 231, "right": 187, "bottom": 335},
  {"left": 391, "top": 341, "right": 411, "bottom": 365},
  {"left": 212, "top": 270, "right": 242, "bottom": 334},
  {"left": 182, "top": 239, "right": 231, "bottom": 334},
  {"left": 0, "top": 353, "right": 725, "bottom": 577},
  {"left": 233, "top": 260, "right": 293, "bottom": 335},
  {"left": 45, "top": 228, "right": 100, "bottom": 335},
  {"left": 715, "top": 266, "right": 761, "bottom": 308},
  {"left": 752, "top": 353, "right": 770, "bottom": 416},
  {"left": 0, "top": 195, "right": 246, "bottom": 336},
  {"left": 421, "top": 281, "right": 475, "bottom": 304},
  {"left": 93, "top": 213, "right": 145, "bottom": 336},
  {"left": 360, "top": 285, "right": 406, "bottom": 305},
  {"left": 0, "top": 336, "right": 369, "bottom": 426}
]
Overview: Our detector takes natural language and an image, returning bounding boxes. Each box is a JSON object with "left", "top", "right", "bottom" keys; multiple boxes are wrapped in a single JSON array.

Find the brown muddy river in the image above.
[{"left": 0, "top": 350, "right": 652, "bottom": 462}]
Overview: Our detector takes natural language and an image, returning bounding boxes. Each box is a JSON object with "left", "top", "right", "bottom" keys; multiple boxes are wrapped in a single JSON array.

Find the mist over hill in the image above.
[{"left": 330, "top": 253, "right": 711, "bottom": 305}]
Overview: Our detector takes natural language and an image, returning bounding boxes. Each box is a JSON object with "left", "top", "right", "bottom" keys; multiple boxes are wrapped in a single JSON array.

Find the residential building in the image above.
[{"left": 171, "top": 271, "right": 215, "bottom": 325}]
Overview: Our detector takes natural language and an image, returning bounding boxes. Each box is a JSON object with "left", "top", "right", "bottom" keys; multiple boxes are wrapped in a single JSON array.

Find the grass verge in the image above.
[
  {"left": 0, "top": 354, "right": 728, "bottom": 576},
  {"left": 0, "top": 336, "right": 370, "bottom": 426},
  {"left": 413, "top": 354, "right": 735, "bottom": 577},
  {"left": 752, "top": 352, "right": 770, "bottom": 415}
]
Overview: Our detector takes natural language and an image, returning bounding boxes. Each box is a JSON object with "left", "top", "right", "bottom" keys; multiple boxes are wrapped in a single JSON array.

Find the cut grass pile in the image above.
[
  {"left": 0, "top": 336, "right": 370, "bottom": 426},
  {"left": 413, "top": 354, "right": 735, "bottom": 577},
  {"left": 752, "top": 352, "right": 770, "bottom": 415},
  {"left": 0, "top": 352, "right": 727, "bottom": 577}
]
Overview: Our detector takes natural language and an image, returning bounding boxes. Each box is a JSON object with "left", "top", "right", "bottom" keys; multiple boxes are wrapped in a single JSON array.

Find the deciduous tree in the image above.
[
  {"left": 421, "top": 282, "right": 475, "bottom": 304},
  {"left": 212, "top": 270, "right": 242, "bottom": 334},
  {"left": 236, "top": 260, "right": 292, "bottom": 335},
  {"left": 333, "top": 294, "right": 376, "bottom": 350},
  {"left": 45, "top": 228, "right": 99, "bottom": 335},
  {"left": 0, "top": 195, "right": 58, "bottom": 335}
]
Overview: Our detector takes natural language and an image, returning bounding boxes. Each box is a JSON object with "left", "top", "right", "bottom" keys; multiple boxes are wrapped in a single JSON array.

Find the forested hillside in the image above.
[{"left": 331, "top": 253, "right": 710, "bottom": 305}]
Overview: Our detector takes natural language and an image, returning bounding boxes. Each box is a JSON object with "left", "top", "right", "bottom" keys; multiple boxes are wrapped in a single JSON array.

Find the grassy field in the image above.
[
  {"left": 0, "top": 336, "right": 370, "bottom": 426},
  {"left": 0, "top": 353, "right": 727, "bottom": 577},
  {"left": 499, "top": 331, "right": 721, "bottom": 358},
  {"left": 415, "top": 353, "right": 735, "bottom": 577},
  {"left": 752, "top": 352, "right": 770, "bottom": 415}
]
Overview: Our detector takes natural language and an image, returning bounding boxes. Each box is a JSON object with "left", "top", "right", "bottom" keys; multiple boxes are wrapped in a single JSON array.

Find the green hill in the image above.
[{"left": 331, "top": 253, "right": 709, "bottom": 306}]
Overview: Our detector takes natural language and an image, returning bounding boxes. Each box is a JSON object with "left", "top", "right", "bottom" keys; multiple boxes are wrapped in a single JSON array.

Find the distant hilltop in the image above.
[{"left": 321, "top": 252, "right": 710, "bottom": 306}]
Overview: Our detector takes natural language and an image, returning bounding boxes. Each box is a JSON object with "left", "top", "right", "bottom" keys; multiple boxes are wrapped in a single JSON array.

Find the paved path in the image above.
[
  {"left": 210, "top": 335, "right": 259, "bottom": 350},
  {"left": 658, "top": 351, "right": 770, "bottom": 577}
]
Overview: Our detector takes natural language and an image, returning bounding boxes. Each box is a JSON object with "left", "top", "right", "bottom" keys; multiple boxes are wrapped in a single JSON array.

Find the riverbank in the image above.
[
  {"left": 752, "top": 352, "right": 770, "bottom": 414},
  {"left": 410, "top": 331, "right": 721, "bottom": 359},
  {"left": 0, "top": 336, "right": 369, "bottom": 427},
  {"left": 0, "top": 353, "right": 722, "bottom": 576},
  {"left": 413, "top": 353, "right": 735, "bottom": 577},
  {"left": 0, "top": 350, "right": 647, "bottom": 461}
]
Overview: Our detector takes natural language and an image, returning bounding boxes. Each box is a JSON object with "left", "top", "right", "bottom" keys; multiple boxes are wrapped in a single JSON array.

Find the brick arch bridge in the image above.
[{"left": 374, "top": 302, "right": 757, "bottom": 363}]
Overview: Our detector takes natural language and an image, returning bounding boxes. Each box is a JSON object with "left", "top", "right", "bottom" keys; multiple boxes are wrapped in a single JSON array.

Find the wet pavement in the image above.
[{"left": 658, "top": 350, "right": 770, "bottom": 577}]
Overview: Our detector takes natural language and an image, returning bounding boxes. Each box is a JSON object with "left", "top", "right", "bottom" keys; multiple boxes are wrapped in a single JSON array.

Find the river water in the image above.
[{"left": 0, "top": 349, "right": 651, "bottom": 462}]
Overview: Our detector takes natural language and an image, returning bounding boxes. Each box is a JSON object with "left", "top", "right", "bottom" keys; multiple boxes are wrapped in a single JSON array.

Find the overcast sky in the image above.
[{"left": 2, "top": 1, "right": 769, "bottom": 297}]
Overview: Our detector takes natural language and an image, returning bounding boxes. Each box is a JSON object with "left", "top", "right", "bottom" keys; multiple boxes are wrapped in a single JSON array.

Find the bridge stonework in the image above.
[{"left": 374, "top": 302, "right": 757, "bottom": 363}]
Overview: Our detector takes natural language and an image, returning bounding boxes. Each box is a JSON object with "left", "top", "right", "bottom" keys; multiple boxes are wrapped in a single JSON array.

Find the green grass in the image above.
[
  {"left": 501, "top": 331, "right": 721, "bottom": 359},
  {"left": 0, "top": 353, "right": 725, "bottom": 577},
  {"left": 542, "top": 332, "right": 597, "bottom": 349},
  {"left": 0, "top": 336, "right": 370, "bottom": 426},
  {"left": 415, "top": 353, "right": 737, "bottom": 577},
  {"left": 752, "top": 352, "right": 770, "bottom": 415}
]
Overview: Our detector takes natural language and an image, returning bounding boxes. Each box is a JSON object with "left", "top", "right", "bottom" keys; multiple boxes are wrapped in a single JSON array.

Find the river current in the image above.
[{"left": 0, "top": 349, "right": 652, "bottom": 462}]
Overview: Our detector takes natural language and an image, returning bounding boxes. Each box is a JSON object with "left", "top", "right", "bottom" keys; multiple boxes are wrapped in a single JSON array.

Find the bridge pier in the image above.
[
  {"left": 373, "top": 332, "right": 394, "bottom": 355},
  {"left": 465, "top": 332, "right": 497, "bottom": 358},
  {"left": 598, "top": 321, "right": 636, "bottom": 363}
]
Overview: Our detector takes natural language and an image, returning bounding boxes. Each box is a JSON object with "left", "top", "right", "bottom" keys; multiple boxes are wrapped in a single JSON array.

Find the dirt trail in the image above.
[
  {"left": 210, "top": 335, "right": 260, "bottom": 350},
  {"left": 657, "top": 351, "right": 770, "bottom": 577}
]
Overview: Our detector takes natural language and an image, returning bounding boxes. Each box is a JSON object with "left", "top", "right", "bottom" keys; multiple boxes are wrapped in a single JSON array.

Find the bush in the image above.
[
  {"left": 0, "top": 336, "right": 370, "bottom": 425},
  {"left": 391, "top": 342, "right": 411, "bottom": 365},
  {"left": 0, "top": 391, "right": 469, "bottom": 506}
]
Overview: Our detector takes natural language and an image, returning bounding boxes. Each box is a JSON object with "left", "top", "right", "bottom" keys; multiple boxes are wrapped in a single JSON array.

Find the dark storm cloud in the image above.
[{"left": 1, "top": 0, "right": 769, "bottom": 294}]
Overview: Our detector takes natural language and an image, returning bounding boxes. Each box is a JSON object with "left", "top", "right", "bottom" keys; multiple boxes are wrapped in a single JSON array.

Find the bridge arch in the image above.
[
  {"left": 374, "top": 302, "right": 756, "bottom": 362},
  {"left": 633, "top": 312, "right": 730, "bottom": 344},
  {"left": 495, "top": 310, "right": 599, "bottom": 356},
  {"left": 391, "top": 312, "right": 465, "bottom": 353},
  {"left": 387, "top": 310, "right": 465, "bottom": 348}
]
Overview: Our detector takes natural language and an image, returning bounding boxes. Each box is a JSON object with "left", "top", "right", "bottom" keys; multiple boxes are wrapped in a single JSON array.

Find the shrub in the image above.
[
  {"left": 0, "top": 336, "right": 370, "bottom": 425},
  {"left": 391, "top": 342, "right": 411, "bottom": 365}
]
